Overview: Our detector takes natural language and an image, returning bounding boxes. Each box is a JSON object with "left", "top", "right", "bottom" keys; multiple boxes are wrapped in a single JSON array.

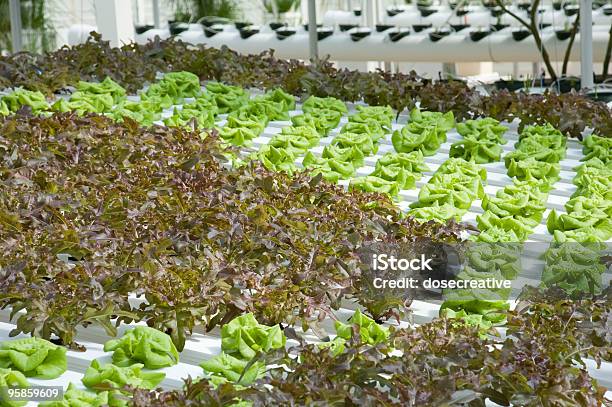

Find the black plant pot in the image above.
[
  {"left": 555, "top": 29, "right": 572, "bottom": 40},
  {"left": 491, "top": 23, "right": 509, "bottom": 32},
  {"left": 429, "top": 29, "right": 450, "bottom": 42},
  {"left": 456, "top": 7, "right": 470, "bottom": 16},
  {"left": 269, "top": 22, "right": 285, "bottom": 30},
  {"left": 586, "top": 89, "right": 612, "bottom": 103},
  {"left": 303, "top": 23, "right": 322, "bottom": 31},
  {"left": 350, "top": 29, "right": 371, "bottom": 41},
  {"left": 553, "top": 2, "right": 562, "bottom": 10},
  {"left": 135, "top": 25, "right": 154, "bottom": 34},
  {"left": 239, "top": 27, "right": 259, "bottom": 39},
  {"left": 451, "top": 23, "right": 470, "bottom": 32},
  {"left": 564, "top": 5, "right": 579, "bottom": 16},
  {"left": 512, "top": 29, "right": 531, "bottom": 41},
  {"left": 490, "top": 6, "right": 503, "bottom": 17},
  {"left": 413, "top": 23, "right": 432, "bottom": 32},
  {"left": 339, "top": 24, "right": 358, "bottom": 32},
  {"left": 234, "top": 21, "right": 251, "bottom": 30},
  {"left": 353, "top": 8, "right": 362, "bottom": 16},
  {"left": 317, "top": 28, "right": 334, "bottom": 41},
  {"left": 276, "top": 28, "right": 296, "bottom": 40},
  {"left": 201, "top": 17, "right": 229, "bottom": 27},
  {"left": 387, "top": 8, "right": 405, "bottom": 17},
  {"left": 203, "top": 26, "right": 223, "bottom": 38},
  {"left": 169, "top": 23, "right": 189, "bottom": 35},
  {"left": 420, "top": 8, "right": 438, "bottom": 17},
  {"left": 470, "top": 30, "right": 490, "bottom": 41},
  {"left": 495, "top": 79, "right": 525, "bottom": 91},
  {"left": 552, "top": 77, "right": 581, "bottom": 93},
  {"left": 389, "top": 29, "right": 410, "bottom": 42},
  {"left": 376, "top": 24, "right": 394, "bottom": 32}
]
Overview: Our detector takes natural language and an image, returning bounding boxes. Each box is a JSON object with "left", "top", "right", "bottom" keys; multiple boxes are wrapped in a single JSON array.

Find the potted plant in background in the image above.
[
  {"left": 263, "top": 0, "right": 301, "bottom": 25},
  {"left": 171, "top": 0, "right": 238, "bottom": 23},
  {"left": 0, "top": 0, "right": 56, "bottom": 52}
]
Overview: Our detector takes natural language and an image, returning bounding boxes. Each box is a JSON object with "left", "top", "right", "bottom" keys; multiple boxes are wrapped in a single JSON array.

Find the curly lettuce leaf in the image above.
[
  {"left": 0, "top": 338, "right": 66, "bottom": 379},
  {"left": 0, "top": 368, "right": 29, "bottom": 407},
  {"left": 82, "top": 360, "right": 165, "bottom": 392},
  {"left": 256, "top": 145, "right": 297, "bottom": 174},
  {"left": 200, "top": 352, "right": 265, "bottom": 385},
  {"left": 406, "top": 202, "right": 466, "bottom": 223},
  {"left": 220, "top": 313, "right": 286, "bottom": 360},
  {"left": 2, "top": 89, "right": 50, "bottom": 114},
  {"left": 302, "top": 152, "right": 357, "bottom": 182},
  {"left": 40, "top": 383, "right": 109, "bottom": 407},
  {"left": 349, "top": 176, "right": 401, "bottom": 197},
  {"left": 76, "top": 77, "right": 126, "bottom": 104},
  {"left": 302, "top": 96, "right": 347, "bottom": 115},
  {"left": 332, "top": 132, "right": 377, "bottom": 155},
  {"left": 334, "top": 310, "right": 389, "bottom": 345},
  {"left": 104, "top": 326, "right": 179, "bottom": 369},
  {"left": 349, "top": 105, "right": 394, "bottom": 127}
]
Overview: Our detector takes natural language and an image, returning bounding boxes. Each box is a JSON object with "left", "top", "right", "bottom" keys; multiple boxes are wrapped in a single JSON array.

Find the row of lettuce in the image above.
[
  {"left": 2, "top": 74, "right": 609, "bottom": 303},
  {"left": 0, "top": 311, "right": 381, "bottom": 407},
  {"left": 2, "top": 297, "right": 609, "bottom": 407}
]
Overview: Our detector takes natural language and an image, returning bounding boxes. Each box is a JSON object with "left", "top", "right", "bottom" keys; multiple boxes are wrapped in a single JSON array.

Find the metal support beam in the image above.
[
  {"left": 307, "top": 0, "right": 318, "bottom": 61},
  {"left": 9, "top": 0, "right": 22, "bottom": 53},
  {"left": 153, "top": 0, "right": 161, "bottom": 28},
  {"left": 579, "top": 0, "right": 594, "bottom": 89}
]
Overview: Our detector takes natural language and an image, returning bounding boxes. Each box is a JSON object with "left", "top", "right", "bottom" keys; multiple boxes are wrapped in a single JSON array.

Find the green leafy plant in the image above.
[
  {"left": 392, "top": 109, "right": 455, "bottom": 156},
  {"left": 0, "top": 338, "right": 66, "bottom": 379},
  {"left": 82, "top": 360, "right": 165, "bottom": 406},
  {"left": 0, "top": 368, "right": 29, "bottom": 407},
  {"left": 40, "top": 383, "right": 109, "bottom": 407},
  {"left": 104, "top": 327, "right": 179, "bottom": 369}
]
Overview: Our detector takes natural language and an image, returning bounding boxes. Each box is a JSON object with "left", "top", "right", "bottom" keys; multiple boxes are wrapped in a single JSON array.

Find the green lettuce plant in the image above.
[
  {"left": 143, "top": 71, "right": 201, "bottom": 104},
  {"left": 218, "top": 127, "right": 257, "bottom": 146},
  {"left": 164, "top": 107, "right": 215, "bottom": 129},
  {"left": 0, "top": 368, "right": 29, "bottom": 407},
  {"left": 349, "top": 176, "right": 401, "bottom": 197},
  {"left": 279, "top": 126, "right": 320, "bottom": 146},
  {"left": 451, "top": 118, "right": 508, "bottom": 163},
  {"left": 392, "top": 109, "right": 454, "bottom": 156},
  {"left": 0, "top": 338, "right": 66, "bottom": 379},
  {"left": 349, "top": 105, "right": 394, "bottom": 127},
  {"left": 200, "top": 352, "right": 265, "bottom": 385},
  {"left": 301, "top": 96, "right": 347, "bottom": 115},
  {"left": 291, "top": 110, "right": 342, "bottom": 136},
  {"left": 541, "top": 243, "right": 606, "bottom": 296},
  {"left": 332, "top": 132, "right": 377, "bottom": 156},
  {"left": 302, "top": 152, "right": 357, "bottom": 182},
  {"left": 104, "top": 326, "right": 179, "bottom": 369},
  {"left": 205, "top": 82, "right": 249, "bottom": 114},
  {"left": 107, "top": 100, "right": 161, "bottom": 125},
  {"left": 581, "top": 134, "right": 611, "bottom": 163},
  {"left": 268, "top": 134, "right": 312, "bottom": 156},
  {"left": 256, "top": 145, "right": 297, "bottom": 174},
  {"left": 221, "top": 313, "right": 286, "bottom": 360},
  {"left": 1, "top": 89, "right": 49, "bottom": 113},
  {"left": 334, "top": 310, "right": 389, "bottom": 345},
  {"left": 75, "top": 77, "right": 126, "bottom": 104},
  {"left": 82, "top": 360, "right": 164, "bottom": 406},
  {"left": 40, "top": 383, "right": 109, "bottom": 407},
  {"left": 407, "top": 202, "right": 466, "bottom": 223}
]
